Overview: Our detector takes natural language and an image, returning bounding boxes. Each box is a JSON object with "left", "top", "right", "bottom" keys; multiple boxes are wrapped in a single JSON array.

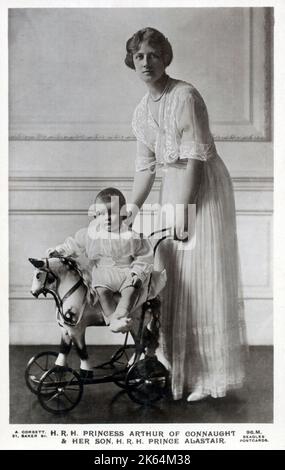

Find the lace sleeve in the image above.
[
  {"left": 132, "top": 97, "right": 156, "bottom": 172},
  {"left": 177, "top": 89, "right": 213, "bottom": 162}
]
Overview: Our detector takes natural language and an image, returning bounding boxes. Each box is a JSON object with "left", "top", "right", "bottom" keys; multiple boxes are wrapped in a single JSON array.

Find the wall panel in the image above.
[{"left": 8, "top": 7, "right": 273, "bottom": 345}]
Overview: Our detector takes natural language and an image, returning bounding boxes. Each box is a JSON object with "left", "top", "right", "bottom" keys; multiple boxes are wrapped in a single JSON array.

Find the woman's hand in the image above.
[
  {"left": 174, "top": 206, "right": 189, "bottom": 242},
  {"left": 174, "top": 228, "right": 189, "bottom": 242},
  {"left": 173, "top": 159, "right": 202, "bottom": 242}
]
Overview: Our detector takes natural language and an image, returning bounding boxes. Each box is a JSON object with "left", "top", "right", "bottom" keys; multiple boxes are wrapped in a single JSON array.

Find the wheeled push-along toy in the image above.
[{"left": 25, "top": 229, "right": 171, "bottom": 414}]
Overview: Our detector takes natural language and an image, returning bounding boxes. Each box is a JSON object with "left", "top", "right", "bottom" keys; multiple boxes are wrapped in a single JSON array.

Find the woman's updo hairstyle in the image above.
[{"left": 125, "top": 27, "right": 173, "bottom": 70}]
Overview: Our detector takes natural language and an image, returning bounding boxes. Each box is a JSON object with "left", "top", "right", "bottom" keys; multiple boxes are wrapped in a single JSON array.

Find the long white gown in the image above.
[{"left": 132, "top": 78, "right": 247, "bottom": 400}]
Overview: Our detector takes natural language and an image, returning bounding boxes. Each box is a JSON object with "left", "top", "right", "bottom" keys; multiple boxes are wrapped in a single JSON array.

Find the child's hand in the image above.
[
  {"left": 131, "top": 273, "right": 142, "bottom": 289},
  {"left": 46, "top": 248, "right": 61, "bottom": 258}
]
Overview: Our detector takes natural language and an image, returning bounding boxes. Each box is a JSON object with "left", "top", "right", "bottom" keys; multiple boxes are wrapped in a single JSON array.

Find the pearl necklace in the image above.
[{"left": 149, "top": 77, "right": 170, "bottom": 102}]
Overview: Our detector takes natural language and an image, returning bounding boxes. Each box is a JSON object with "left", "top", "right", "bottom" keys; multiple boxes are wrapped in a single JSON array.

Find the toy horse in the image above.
[{"left": 29, "top": 255, "right": 166, "bottom": 375}]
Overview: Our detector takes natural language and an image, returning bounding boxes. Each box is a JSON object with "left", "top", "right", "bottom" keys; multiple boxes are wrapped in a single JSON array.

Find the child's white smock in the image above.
[{"left": 52, "top": 223, "right": 153, "bottom": 292}]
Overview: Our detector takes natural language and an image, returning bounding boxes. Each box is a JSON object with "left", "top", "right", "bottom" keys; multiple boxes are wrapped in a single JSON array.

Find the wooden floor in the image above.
[{"left": 10, "top": 345, "right": 273, "bottom": 424}]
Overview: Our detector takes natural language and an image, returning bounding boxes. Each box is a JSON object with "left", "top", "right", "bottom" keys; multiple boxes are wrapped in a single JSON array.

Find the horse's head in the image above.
[
  {"left": 29, "top": 256, "right": 96, "bottom": 306},
  {"left": 29, "top": 257, "right": 61, "bottom": 297}
]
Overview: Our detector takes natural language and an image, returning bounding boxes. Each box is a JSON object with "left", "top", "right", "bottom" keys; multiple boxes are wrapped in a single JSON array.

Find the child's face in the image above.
[{"left": 95, "top": 198, "right": 124, "bottom": 232}]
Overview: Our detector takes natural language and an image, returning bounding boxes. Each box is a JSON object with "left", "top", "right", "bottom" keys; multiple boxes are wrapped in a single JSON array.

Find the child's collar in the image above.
[{"left": 97, "top": 224, "right": 132, "bottom": 239}]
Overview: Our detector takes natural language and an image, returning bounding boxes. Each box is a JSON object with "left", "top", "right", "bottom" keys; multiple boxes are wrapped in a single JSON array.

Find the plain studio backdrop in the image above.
[{"left": 9, "top": 7, "right": 273, "bottom": 347}]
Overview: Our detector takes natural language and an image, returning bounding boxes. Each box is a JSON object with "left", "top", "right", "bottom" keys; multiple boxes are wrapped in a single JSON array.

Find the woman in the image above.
[{"left": 125, "top": 27, "right": 246, "bottom": 401}]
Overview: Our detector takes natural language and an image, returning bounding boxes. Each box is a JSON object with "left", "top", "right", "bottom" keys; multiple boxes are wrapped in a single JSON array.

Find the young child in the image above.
[{"left": 47, "top": 187, "right": 153, "bottom": 333}]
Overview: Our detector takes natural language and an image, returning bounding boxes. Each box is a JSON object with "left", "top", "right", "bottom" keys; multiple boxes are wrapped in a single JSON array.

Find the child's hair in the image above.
[{"left": 95, "top": 187, "right": 127, "bottom": 218}]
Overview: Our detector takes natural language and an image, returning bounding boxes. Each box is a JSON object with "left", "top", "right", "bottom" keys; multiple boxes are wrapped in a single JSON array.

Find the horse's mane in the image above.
[{"left": 59, "top": 257, "right": 97, "bottom": 306}]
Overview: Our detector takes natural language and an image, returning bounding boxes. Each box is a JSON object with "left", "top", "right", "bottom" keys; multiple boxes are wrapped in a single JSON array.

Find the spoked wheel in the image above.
[
  {"left": 125, "top": 357, "right": 169, "bottom": 405},
  {"left": 25, "top": 351, "right": 58, "bottom": 394},
  {"left": 37, "top": 366, "right": 83, "bottom": 414}
]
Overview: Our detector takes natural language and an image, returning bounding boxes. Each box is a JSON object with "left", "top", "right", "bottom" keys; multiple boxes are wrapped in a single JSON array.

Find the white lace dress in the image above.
[{"left": 132, "top": 78, "right": 247, "bottom": 400}]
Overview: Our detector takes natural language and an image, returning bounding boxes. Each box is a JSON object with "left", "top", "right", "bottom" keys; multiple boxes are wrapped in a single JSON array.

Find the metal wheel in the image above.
[
  {"left": 25, "top": 351, "right": 58, "bottom": 394},
  {"left": 37, "top": 366, "right": 83, "bottom": 414},
  {"left": 125, "top": 357, "right": 168, "bottom": 405}
]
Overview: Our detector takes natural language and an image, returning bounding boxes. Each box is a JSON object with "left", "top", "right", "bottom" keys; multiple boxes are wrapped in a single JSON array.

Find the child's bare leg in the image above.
[
  {"left": 96, "top": 287, "right": 117, "bottom": 323},
  {"left": 115, "top": 286, "right": 140, "bottom": 316},
  {"left": 109, "top": 286, "right": 140, "bottom": 333}
]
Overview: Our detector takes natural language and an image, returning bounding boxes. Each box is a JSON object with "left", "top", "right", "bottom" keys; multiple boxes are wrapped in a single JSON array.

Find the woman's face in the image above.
[{"left": 133, "top": 40, "right": 166, "bottom": 85}]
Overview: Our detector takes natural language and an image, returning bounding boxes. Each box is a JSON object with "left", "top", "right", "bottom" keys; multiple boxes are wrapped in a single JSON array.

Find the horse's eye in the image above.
[{"left": 36, "top": 273, "right": 41, "bottom": 279}]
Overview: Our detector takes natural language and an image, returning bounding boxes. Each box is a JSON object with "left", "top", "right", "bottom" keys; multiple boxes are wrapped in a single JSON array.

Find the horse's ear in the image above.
[{"left": 28, "top": 258, "right": 45, "bottom": 268}]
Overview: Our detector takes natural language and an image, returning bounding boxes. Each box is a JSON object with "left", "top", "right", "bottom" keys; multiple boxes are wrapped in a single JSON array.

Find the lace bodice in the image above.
[{"left": 132, "top": 79, "right": 218, "bottom": 171}]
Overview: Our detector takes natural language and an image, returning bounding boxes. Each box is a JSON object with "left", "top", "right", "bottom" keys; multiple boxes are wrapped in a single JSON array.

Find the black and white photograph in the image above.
[{"left": 1, "top": 0, "right": 284, "bottom": 453}]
